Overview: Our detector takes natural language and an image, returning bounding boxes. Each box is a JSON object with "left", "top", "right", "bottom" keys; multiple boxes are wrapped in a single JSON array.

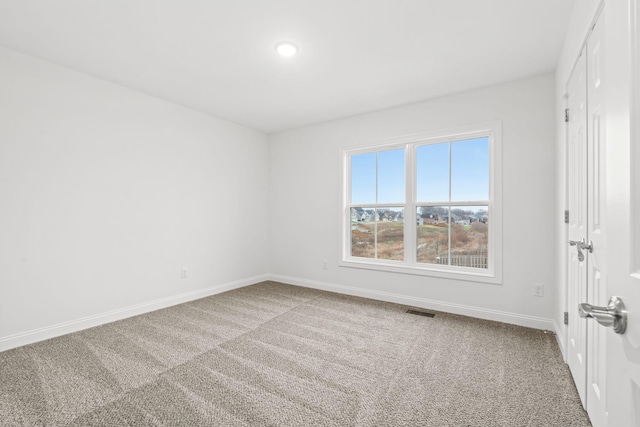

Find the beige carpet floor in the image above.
[{"left": 1, "top": 281, "right": 590, "bottom": 426}]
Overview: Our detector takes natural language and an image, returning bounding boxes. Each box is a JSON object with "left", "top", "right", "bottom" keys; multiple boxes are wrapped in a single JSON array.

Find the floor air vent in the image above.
[{"left": 405, "top": 309, "right": 436, "bottom": 318}]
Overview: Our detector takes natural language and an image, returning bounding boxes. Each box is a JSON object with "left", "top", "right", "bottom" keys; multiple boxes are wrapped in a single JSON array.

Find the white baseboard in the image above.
[
  {"left": 554, "top": 320, "right": 567, "bottom": 361},
  {"left": 0, "top": 274, "right": 268, "bottom": 352},
  {"left": 1, "top": 273, "right": 558, "bottom": 353},
  {"left": 269, "top": 274, "right": 556, "bottom": 331}
]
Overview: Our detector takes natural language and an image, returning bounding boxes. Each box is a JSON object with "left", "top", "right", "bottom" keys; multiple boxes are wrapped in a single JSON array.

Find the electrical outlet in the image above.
[
  {"left": 322, "top": 260, "right": 328, "bottom": 270},
  {"left": 534, "top": 283, "right": 544, "bottom": 297},
  {"left": 181, "top": 267, "right": 188, "bottom": 279}
]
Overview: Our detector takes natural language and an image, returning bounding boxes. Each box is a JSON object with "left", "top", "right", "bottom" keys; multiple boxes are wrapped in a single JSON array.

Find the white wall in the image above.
[
  {"left": 0, "top": 46, "right": 563, "bottom": 350},
  {"left": 268, "top": 74, "right": 557, "bottom": 329},
  {"left": 0, "top": 47, "right": 269, "bottom": 350},
  {"left": 554, "top": 0, "right": 602, "bottom": 357}
]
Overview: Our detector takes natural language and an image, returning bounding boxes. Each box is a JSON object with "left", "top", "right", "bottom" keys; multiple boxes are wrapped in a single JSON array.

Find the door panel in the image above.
[
  {"left": 605, "top": 0, "right": 640, "bottom": 425},
  {"left": 566, "top": 50, "right": 588, "bottom": 406},
  {"left": 565, "top": 2, "right": 640, "bottom": 425},
  {"left": 586, "top": 11, "right": 607, "bottom": 426}
]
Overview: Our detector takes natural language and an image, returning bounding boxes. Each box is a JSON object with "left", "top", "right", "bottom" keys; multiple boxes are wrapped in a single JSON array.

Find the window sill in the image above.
[{"left": 339, "top": 258, "right": 502, "bottom": 285}]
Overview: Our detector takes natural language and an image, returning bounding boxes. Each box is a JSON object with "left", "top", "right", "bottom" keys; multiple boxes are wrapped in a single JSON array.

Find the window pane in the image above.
[
  {"left": 449, "top": 206, "right": 489, "bottom": 269},
  {"left": 351, "top": 153, "right": 376, "bottom": 204},
  {"left": 451, "top": 137, "right": 489, "bottom": 201},
  {"left": 377, "top": 149, "right": 405, "bottom": 203},
  {"left": 416, "top": 143, "right": 449, "bottom": 202},
  {"left": 377, "top": 208, "right": 404, "bottom": 260},
  {"left": 416, "top": 206, "right": 449, "bottom": 265},
  {"left": 351, "top": 208, "right": 375, "bottom": 258}
]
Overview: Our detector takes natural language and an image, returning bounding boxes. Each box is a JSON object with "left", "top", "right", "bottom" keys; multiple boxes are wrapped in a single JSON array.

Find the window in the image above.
[
  {"left": 350, "top": 148, "right": 405, "bottom": 260},
  {"left": 341, "top": 122, "right": 502, "bottom": 283}
]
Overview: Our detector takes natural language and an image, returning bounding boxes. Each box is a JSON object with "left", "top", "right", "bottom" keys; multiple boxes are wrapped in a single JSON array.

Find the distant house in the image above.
[
  {"left": 351, "top": 207, "right": 368, "bottom": 222},
  {"left": 352, "top": 208, "right": 404, "bottom": 222},
  {"left": 456, "top": 215, "right": 471, "bottom": 226},
  {"left": 418, "top": 212, "right": 441, "bottom": 225},
  {"left": 443, "top": 213, "right": 462, "bottom": 224},
  {"left": 381, "top": 210, "right": 400, "bottom": 221}
]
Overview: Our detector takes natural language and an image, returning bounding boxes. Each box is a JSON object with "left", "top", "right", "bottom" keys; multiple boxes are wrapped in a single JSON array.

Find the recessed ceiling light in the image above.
[{"left": 275, "top": 41, "right": 298, "bottom": 57}]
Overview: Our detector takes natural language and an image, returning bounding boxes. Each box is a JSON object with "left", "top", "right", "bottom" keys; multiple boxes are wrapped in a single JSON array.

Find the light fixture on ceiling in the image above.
[{"left": 275, "top": 41, "right": 298, "bottom": 57}]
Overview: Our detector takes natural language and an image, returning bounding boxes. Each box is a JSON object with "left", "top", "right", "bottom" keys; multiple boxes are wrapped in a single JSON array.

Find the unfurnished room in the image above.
[{"left": 1, "top": 1, "right": 639, "bottom": 426}]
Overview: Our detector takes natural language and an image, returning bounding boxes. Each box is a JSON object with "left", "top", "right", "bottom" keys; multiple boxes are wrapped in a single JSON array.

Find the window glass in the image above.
[
  {"left": 416, "top": 143, "right": 449, "bottom": 202},
  {"left": 448, "top": 206, "right": 489, "bottom": 269},
  {"left": 377, "top": 207, "right": 404, "bottom": 260},
  {"left": 351, "top": 152, "right": 376, "bottom": 204},
  {"left": 350, "top": 208, "right": 375, "bottom": 258},
  {"left": 451, "top": 137, "right": 489, "bottom": 201},
  {"left": 416, "top": 206, "right": 449, "bottom": 264},
  {"left": 377, "top": 149, "right": 405, "bottom": 203}
]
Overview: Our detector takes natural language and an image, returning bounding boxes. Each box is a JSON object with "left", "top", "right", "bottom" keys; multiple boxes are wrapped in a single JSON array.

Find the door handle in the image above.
[
  {"left": 578, "top": 296, "right": 627, "bottom": 334},
  {"left": 568, "top": 238, "right": 593, "bottom": 261},
  {"left": 580, "top": 240, "right": 593, "bottom": 253},
  {"left": 568, "top": 239, "right": 586, "bottom": 262}
]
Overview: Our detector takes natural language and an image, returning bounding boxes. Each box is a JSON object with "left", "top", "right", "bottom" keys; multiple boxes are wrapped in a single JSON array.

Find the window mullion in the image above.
[
  {"left": 374, "top": 153, "right": 378, "bottom": 259},
  {"left": 406, "top": 144, "right": 416, "bottom": 264},
  {"left": 448, "top": 141, "right": 452, "bottom": 266},
  {"left": 345, "top": 153, "right": 352, "bottom": 261}
]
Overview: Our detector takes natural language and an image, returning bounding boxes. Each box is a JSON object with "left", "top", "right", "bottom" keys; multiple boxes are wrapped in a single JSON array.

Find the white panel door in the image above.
[
  {"left": 565, "top": 10, "right": 609, "bottom": 424},
  {"left": 565, "top": 2, "right": 640, "bottom": 424},
  {"left": 585, "top": 10, "right": 607, "bottom": 426},
  {"left": 601, "top": 0, "right": 640, "bottom": 425},
  {"left": 566, "top": 48, "right": 589, "bottom": 407}
]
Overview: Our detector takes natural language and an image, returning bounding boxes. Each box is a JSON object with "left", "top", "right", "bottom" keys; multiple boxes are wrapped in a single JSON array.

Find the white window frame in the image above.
[{"left": 340, "top": 121, "right": 502, "bottom": 284}]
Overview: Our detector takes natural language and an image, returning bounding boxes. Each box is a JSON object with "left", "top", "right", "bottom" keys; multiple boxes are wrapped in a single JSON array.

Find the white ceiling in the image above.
[{"left": 0, "top": 0, "right": 576, "bottom": 134}]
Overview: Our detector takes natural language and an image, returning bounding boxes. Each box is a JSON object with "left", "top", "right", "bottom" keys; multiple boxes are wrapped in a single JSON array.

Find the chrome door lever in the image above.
[
  {"left": 568, "top": 238, "right": 592, "bottom": 261},
  {"left": 578, "top": 296, "right": 627, "bottom": 334},
  {"left": 568, "top": 239, "right": 585, "bottom": 262},
  {"left": 581, "top": 240, "right": 593, "bottom": 253}
]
